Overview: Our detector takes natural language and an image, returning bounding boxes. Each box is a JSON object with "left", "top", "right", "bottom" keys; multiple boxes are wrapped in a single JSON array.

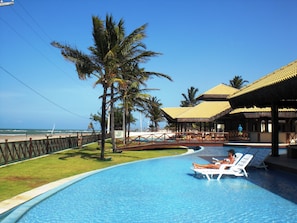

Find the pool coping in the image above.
[{"left": 0, "top": 173, "right": 87, "bottom": 215}]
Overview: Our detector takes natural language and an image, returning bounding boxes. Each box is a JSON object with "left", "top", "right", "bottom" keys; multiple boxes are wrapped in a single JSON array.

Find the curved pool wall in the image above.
[
  {"left": 3, "top": 147, "right": 297, "bottom": 223},
  {"left": 1, "top": 152, "right": 194, "bottom": 223}
]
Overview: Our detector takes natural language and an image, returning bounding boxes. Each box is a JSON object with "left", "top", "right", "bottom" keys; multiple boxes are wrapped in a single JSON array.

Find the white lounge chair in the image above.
[
  {"left": 212, "top": 152, "right": 243, "bottom": 164},
  {"left": 197, "top": 152, "right": 243, "bottom": 177},
  {"left": 191, "top": 154, "right": 253, "bottom": 180}
]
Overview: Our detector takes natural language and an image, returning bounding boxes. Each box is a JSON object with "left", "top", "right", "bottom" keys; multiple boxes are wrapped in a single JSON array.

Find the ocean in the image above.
[{"left": 0, "top": 128, "right": 93, "bottom": 136}]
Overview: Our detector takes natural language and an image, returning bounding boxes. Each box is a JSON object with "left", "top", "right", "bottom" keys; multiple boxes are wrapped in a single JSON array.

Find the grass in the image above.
[{"left": 0, "top": 142, "right": 187, "bottom": 201}]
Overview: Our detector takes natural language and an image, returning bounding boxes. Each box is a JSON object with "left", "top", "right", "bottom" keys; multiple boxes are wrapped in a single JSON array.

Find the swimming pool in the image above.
[{"left": 3, "top": 147, "right": 297, "bottom": 222}]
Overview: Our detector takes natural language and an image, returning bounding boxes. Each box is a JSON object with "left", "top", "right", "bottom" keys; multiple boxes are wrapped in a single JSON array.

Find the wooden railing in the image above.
[
  {"left": 118, "top": 131, "right": 230, "bottom": 146},
  {"left": 0, "top": 131, "right": 234, "bottom": 165},
  {"left": 0, "top": 134, "right": 100, "bottom": 166}
]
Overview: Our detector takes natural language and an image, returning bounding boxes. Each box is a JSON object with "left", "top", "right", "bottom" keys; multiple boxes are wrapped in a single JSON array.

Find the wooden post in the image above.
[{"left": 29, "top": 138, "right": 32, "bottom": 158}]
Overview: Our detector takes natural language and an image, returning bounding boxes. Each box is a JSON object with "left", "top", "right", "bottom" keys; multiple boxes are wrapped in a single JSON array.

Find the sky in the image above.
[{"left": 0, "top": 0, "right": 297, "bottom": 131}]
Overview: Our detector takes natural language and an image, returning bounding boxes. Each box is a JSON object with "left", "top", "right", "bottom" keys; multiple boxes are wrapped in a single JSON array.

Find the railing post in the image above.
[
  {"left": 3, "top": 139, "right": 9, "bottom": 164},
  {"left": 28, "top": 138, "right": 32, "bottom": 158},
  {"left": 46, "top": 136, "right": 49, "bottom": 154}
]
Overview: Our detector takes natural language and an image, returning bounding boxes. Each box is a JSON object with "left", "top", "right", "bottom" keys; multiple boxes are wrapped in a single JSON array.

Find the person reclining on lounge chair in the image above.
[{"left": 192, "top": 149, "right": 236, "bottom": 169}]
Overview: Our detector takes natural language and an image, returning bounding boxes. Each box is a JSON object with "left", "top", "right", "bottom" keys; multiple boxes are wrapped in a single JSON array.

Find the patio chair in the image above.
[{"left": 191, "top": 154, "right": 253, "bottom": 180}]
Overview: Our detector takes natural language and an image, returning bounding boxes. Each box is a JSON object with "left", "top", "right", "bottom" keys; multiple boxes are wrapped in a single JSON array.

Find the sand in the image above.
[{"left": 0, "top": 133, "right": 79, "bottom": 143}]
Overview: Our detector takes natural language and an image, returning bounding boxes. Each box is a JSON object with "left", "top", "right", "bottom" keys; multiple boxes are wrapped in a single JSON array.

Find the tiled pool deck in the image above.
[
  {"left": 265, "top": 154, "right": 297, "bottom": 174},
  {"left": 1, "top": 148, "right": 297, "bottom": 217}
]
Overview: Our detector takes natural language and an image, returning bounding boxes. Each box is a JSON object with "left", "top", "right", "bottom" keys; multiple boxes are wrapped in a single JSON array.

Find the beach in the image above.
[{"left": 0, "top": 133, "right": 80, "bottom": 143}]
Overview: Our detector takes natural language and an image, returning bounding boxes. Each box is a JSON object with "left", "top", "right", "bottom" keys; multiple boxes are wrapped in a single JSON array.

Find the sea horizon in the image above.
[{"left": 0, "top": 128, "right": 94, "bottom": 136}]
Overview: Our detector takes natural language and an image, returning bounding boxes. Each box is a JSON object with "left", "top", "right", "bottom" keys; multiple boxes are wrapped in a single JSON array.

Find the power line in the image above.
[
  {"left": 0, "top": 2, "right": 100, "bottom": 121},
  {"left": 0, "top": 66, "right": 90, "bottom": 120},
  {"left": 17, "top": 1, "right": 53, "bottom": 43},
  {"left": 0, "top": 6, "right": 99, "bottom": 98}
]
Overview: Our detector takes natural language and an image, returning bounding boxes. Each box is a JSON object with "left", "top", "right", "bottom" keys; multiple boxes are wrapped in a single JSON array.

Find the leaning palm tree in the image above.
[
  {"left": 229, "top": 75, "right": 249, "bottom": 89},
  {"left": 180, "top": 86, "right": 199, "bottom": 107}
]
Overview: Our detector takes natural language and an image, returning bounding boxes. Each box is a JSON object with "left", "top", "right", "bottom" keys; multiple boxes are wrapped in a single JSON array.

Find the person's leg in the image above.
[{"left": 192, "top": 163, "right": 219, "bottom": 169}]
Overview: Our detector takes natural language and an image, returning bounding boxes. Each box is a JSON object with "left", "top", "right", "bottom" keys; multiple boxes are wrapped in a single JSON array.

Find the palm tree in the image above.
[
  {"left": 116, "top": 61, "right": 172, "bottom": 142},
  {"left": 52, "top": 15, "right": 172, "bottom": 157},
  {"left": 87, "top": 122, "right": 96, "bottom": 135},
  {"left": 121, "top": 81, "right": 150, "bottom": 141},
  {"left": 229, "top": 75, "right": 249, "bottom": 89},
  {"left": 113, "top": 107, "right": 124, "bottom": 130},
  {"left": 52, "top": 15, "right": 123, "bottom": 159},
  {"left": 143, "top": 96, "right": 164, "bottom": 131},
  {"left": 180, "top": 86, "right": 199, "bottom": 107},
  {"left": 109, "top": 20, "right": 172, "bottom": 149}
]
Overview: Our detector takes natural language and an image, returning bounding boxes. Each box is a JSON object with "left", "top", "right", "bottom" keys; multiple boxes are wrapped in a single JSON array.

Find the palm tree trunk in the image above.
[
  {"left": 127, "top": 110, "right": 131, "bottom": 139},
  {"left": 110, "top": 85, "right": 116, "bottom": 152},
  {"left": 122, "top": 106, "right": 126, "bottom": 145},
  {"left": 100, "top": 86, "right": 107, "bottom": 160}
]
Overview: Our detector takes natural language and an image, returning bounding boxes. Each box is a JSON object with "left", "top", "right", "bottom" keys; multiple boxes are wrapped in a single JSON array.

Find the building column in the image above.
[{"left": 271, "top": 103, "right": 279, "bottom": 157}]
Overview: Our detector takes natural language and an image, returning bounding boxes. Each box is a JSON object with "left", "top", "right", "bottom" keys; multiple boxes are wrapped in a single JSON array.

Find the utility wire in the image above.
[
  {"left": 0, "top": 66, "right": 89, "bottom": 120},
  {"left": 17, "top": 1, "right": 53, "bottom": 43},
  {"left": 10, "top": 4, "right": 51, "bottom": 48},
  {"left": 2, "top": 5, "right": 98, "bottom": 98},
  {"left": 0, "top": 3, "right": 100, "bottom": 120}
]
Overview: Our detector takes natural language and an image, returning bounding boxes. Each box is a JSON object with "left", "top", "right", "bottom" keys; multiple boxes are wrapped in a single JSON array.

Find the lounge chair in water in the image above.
[
  {"left": 191, "top": 154, "right": 253, "bottom": 180},
  {"left": 212, "top": 152, "right": 243, "bottom": 164}
]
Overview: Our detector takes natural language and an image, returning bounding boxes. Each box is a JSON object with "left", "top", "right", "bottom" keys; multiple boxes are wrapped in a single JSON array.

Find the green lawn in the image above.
[{"left": 0, "top": 142, "right": 186, "bottom": 201}]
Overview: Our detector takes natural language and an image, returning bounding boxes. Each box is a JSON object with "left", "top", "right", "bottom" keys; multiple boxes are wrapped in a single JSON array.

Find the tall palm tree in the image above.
[
  {"left": 180, "top": 86, "right": 199, "bottom": 107},
  {"left": 52, "top": 15, "right": 172, "bottom": 157},
  {"left": 110, "top": 21, "right": 172, "bottom": 148},
  {"left": 229, "top": 75, "right": 249, "bottom": 89},
  {"left": 52, "top": 15, "right": 123, "bottom": 159}
]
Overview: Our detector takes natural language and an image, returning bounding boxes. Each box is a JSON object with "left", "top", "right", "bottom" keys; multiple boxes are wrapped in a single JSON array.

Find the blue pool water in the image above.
[{"left": 3, "top": 147, "right": 297, "bottom": 222}]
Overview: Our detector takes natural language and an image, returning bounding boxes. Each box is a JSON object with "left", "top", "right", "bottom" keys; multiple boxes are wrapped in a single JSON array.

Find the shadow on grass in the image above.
[{"left": 58, "top": 149, "right": 102, "bottom": 161}]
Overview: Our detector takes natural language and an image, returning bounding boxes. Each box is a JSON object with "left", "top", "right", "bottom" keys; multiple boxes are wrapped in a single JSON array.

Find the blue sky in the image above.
[{"left": 0, "top": 0, "right": 297, "bottom": 130}]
